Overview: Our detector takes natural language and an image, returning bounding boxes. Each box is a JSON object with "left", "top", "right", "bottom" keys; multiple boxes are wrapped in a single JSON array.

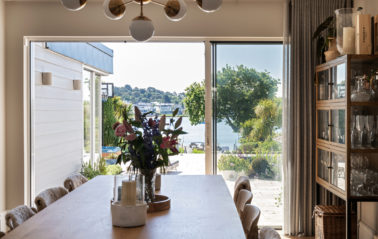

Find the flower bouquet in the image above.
[{"left": 113, "top": 106, "right": 185, "bottom": 203}]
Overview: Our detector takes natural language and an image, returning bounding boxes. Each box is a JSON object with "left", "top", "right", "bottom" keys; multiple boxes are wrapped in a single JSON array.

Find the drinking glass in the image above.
[
  {"left": 351, "top": 115, "right": 359, "bottom": 148},
  {"left": 356, "top": 115, "right": 365, "bottom": 147},
  {"left": 366, "top": 115, "right": 375, "bottom": 146}
]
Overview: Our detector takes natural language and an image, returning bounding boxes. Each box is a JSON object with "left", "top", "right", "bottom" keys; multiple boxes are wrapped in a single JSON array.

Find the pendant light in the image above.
[
  {"left": 104, "top": 0, "right": 126, "bottom": 20},
  {"left": 129, "top": 0, "right": 155, "bottom": 41},
  {"left": 60, "top": 0, "right": 221, "bottom": 42},
  {"left": 164, "top": 0, "right": 187, "bottom": 22},
  {"left": 60, "top": 0, "right": 87, "bottom": 11},
  {"left": 196, "top": 0, "right": 222, "bottom": 12}
]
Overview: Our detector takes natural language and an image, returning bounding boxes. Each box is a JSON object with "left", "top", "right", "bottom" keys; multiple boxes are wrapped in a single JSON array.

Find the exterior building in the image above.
[{"left": 31, "top": 42, "right": 113, "bottom": 199}]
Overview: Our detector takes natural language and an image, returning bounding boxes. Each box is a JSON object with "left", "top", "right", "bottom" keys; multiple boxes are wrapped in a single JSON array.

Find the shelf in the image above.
[
  {"left": 351, "top": 148, "right": 378, "bottom": 153},
  {"left": 349, "top": 196, "right": 378, "bottom": 201},
  {"left": 351, "top": 102, "right": 378, "bottom": 106}
]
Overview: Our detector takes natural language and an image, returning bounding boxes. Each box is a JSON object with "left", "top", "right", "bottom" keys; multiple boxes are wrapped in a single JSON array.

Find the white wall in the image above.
[
  {"left": 353, "top": 2, "right": 378, "bottom": 238},
  {"left": 3, "top": 0, "right": 284, "bottom": 209},
  {"left": 0, "top": 0, "right": 6, "bottom": 229},
  {"left": 32, "top": 43, "right": 83, "bottom": 198}
]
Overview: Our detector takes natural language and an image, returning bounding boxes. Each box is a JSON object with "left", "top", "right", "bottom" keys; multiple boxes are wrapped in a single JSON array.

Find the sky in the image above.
[{"left": 103, "top": 42, "right": 283, "bottom": 95}]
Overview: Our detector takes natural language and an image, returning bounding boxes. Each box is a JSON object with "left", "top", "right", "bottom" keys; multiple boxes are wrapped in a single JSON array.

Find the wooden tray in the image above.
[{"left": 147, "top": 194, "right": 170, "bottom": 213}]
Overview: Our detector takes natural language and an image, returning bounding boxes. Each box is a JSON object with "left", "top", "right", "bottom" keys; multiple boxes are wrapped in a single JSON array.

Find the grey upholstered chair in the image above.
[
  {"left": 236, "top": 189, "right": 253, "bottom": 216},
  {"left": 259, "top": 227, "right": 281, "bottom": 239},
  {"left": 241, "top": 204, "right": 260, "bottom": 239},
  {"left": 5, "top": 205, "right": 37, "bottom": 231},
  {"left": 64, "top": 173, "right": 88, "bottom": 192},
  {"left": 34, "top": 187, "right": 68, "bottom": 211},
  {"left": 233, "top": 175, "right": 251, "bottom": 204},
  {"left": 0, "top": 231, "right": 5, "bottom": 238}
]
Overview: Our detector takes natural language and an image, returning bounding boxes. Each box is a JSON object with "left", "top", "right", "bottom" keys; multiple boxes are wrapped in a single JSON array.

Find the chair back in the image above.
[
  {"left": 236, "top": 189, "right": 253, "bottom": 216},
  {"left": 241, "top": 204, "right": 260, "bottom": 239},
  {"left": 5, "top": 205, "right": 36, "bottom": 231},
  {"left": 35, "top": 187, "right": 68, "bottom": 211},
  {"left": 233, "top": 176, "right": 251, "bottom": 203},
  {"left": 64, "top": 173, "right": 88, "bottom": 192},
  {"left": 259, "top": 227, "right": 281, "bottom": 239}
]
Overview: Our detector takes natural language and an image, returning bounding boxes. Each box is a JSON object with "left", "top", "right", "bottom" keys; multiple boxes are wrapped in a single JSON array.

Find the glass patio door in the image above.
[
  {"left": 83, "top": 69, "right": 102, "bottom": 166},
  {"left": 213, "top": 43, "right": 283, "bottom": 227}
]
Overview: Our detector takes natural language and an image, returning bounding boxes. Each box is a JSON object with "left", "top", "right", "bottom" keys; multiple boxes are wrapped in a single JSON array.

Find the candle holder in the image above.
[
  {"left": 335, "top": 8, "right": 356, "bottom": 55},
  {"left": 111, "top": 175, "right": 147, "bottom": 227}
]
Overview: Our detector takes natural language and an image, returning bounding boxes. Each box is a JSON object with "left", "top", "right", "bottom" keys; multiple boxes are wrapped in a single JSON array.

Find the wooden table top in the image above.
[{"left": 4, "top": 175, "right": 245, "bottom": 239}]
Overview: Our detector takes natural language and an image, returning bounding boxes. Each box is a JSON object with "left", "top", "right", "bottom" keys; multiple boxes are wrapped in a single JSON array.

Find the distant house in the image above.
[
  {"left": 155, "top": 103, "right": 174, "bottom": 114},
  {"left": 136, "top": 102, "right": 155, "bottom": 114}
]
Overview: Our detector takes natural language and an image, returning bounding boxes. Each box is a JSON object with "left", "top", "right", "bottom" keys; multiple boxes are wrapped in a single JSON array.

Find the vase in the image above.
[
  {"left": 140, "top": 169, "right": 156, "bottom": 203},
  {"left": 324, "top": 37, "right": 340, "bottom": 62},
  {"left": 335, "top": 8, "right": 356, "bottom": 55}
]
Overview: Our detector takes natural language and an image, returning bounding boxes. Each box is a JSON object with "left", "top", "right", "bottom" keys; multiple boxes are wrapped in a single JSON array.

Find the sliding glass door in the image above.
[{"left": 213, "top": 43, "right": 283, "bottom": 227}]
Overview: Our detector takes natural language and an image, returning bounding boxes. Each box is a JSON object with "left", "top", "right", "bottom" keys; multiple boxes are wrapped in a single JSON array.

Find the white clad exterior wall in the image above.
[{"left": 32, "top": 43, "right": 83, "bottom": 196}]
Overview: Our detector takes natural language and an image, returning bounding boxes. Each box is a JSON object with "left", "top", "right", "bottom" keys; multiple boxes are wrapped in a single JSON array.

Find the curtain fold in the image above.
[{"left": 282, "top": 0, "right": 352, "bottom": 236}]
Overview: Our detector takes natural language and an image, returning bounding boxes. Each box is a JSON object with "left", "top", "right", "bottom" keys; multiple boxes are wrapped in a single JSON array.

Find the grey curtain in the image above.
[{"left": 282, "top": 0, "right": 352, "bottom": 236}]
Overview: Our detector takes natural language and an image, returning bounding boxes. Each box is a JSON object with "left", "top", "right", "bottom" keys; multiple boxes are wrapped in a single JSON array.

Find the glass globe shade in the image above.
[
  {"left": 129, "top": 16, "right": 155, "bottom": 42},
  {"left": 164, "top": 0, "right": 187, "bottom": 22},
  {"left": 60, "top": 0, "right": 87, "bottom": 11},
  {"left": 196, "top": 0, "right": 222, "bottom": 13},
  {"left": 104, "top": 0, "right": 126, "bottom": 20}
]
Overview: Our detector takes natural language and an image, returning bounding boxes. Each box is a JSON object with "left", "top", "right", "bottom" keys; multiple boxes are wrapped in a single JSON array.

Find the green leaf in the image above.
[
  {"left": 175, "top": 116, "right": 182, "bottom": 129},
  {"left": 172, "top": 108, "right": 179, "bottom": 117}
]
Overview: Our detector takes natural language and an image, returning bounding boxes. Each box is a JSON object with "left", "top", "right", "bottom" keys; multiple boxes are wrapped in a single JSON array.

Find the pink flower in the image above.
[
  {"left": 112, "top": 122, "right": 121, "bottom": 130},
  {"left": 115, "top": 124, "right": 127, "bottom": 137},
  {"left": 125, "top": 133, "right": 137, "bottom": 141},
  {"left": 160, "top": 136, "right": 178, "bottom": 150},
  {"left": 160, "top": 137, "right": 171, "bottom": 149},
  {"left": 123, "top": 120, "right": 134, "bottom": 133}
]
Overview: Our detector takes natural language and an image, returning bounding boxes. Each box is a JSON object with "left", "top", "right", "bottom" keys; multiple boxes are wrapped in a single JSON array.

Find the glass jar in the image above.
[
  {"left": 335, "top": 8, "right": 356, "bottom": 55},
  {"left": 113, "top": 174, "right": 145, "bottom": 205}
]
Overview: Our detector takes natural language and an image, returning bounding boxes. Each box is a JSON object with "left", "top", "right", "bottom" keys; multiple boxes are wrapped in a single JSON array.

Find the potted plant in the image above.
[{"left": 113, "top": 106, "right": 186, "bottom": 203}]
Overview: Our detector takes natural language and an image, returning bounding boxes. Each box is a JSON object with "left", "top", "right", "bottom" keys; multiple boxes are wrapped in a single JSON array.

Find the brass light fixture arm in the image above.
[{"left": 150, "top": 0, "right": 165, "bottom": 7}]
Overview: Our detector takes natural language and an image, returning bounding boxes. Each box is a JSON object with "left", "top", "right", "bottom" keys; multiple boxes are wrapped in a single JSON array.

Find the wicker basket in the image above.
[{"left": 313, "top": 205, "right": 348, "bottom": 239}]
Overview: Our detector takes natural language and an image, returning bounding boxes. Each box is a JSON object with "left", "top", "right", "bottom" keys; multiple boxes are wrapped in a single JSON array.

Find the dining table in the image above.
[{"left": 3, "top": 175, "right": 245, "bottom": 239}]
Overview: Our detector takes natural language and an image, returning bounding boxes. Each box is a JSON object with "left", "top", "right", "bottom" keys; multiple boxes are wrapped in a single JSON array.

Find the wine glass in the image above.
[
  {"left": 356, "top": 115, "right": 365, "bottom": 147},
  {"left": 351, "top": 115, "right": 359, "bottom": 148},
  {"left": 366, "top": 115, "right": 375, "bottom": 146}
]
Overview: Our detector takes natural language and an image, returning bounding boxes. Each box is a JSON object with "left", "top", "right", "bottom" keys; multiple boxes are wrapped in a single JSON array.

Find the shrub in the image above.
[
  {"left": 106, "top": 164, "right": 123, "bottom": 175},
  {"left": 218, "top": 155, "right": 249, "bottom": 172},
  {"left": 192, "top": 148, "right": 205, "bottom": 154},
  {"left": 81, "top": 158, "right": 108, "bottom": 179},
  {"left": 251, "top": 157, "right": 269, "bottom": 176}
]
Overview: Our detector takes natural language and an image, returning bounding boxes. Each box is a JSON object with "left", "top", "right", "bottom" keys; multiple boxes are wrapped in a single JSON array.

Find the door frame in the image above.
[{"left": 23, "top": 36, "right": 283, "bottom": 206}]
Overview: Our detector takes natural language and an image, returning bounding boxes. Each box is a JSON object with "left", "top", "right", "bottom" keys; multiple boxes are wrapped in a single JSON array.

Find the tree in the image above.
[
  {"left": 217, "top": 65, "right": 279, "bottom": 132},
  {"left": 240, "top": 98, "right": 282, "bottom": 154},
  {"left": 183, "top": 81, "right": 205, "bottom": 125},
  {"left": 183, "top": 65, "right": 279, "bottom": 132},
  {"left": 102, "top": 96, "right": 133, "bottom": 146},
  {"left": 242, "top": 98, "right": 282, "bottom": 142}
]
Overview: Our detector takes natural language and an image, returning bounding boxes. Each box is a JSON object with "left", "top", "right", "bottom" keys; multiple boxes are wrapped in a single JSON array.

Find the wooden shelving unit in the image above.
[{"left": 315, "top": 55, "right": 378, "bottom": 239}]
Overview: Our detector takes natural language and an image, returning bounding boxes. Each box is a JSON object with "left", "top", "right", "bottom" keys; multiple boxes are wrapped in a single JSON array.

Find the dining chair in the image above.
[
  {"left": 5, "top": 205, "right": 37, "bottom": 231},
  {"left": 236, "top": 189, "right": 253, "bottom": 216},
  {"left": 34, "top": 187, "right": 68, "bottom": 211},
  {"left": 241, "top": 204, "right": 260, "bottom": 239},
  {"left": 233, "top": 175, "right": 251, "bottom": 204},
  {"left": 259, "top": 227, "right": 281, "bottom": 239},
  {"left": 64, "top": 173, "right": 88, "bottom": 192},
  {"left": 0, "top": 231, "right": 5, "bottom": 238}
]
